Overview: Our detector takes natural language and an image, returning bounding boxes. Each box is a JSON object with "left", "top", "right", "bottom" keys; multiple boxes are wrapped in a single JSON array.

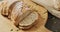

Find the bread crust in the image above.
[{"left": 1, "top": 0, "right": 18, "bottom": 16}]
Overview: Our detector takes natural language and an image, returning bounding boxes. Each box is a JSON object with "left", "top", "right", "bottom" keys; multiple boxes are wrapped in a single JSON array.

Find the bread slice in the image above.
[
  {"left": 19, "top": 26, "right": 32, "bottom": 29},
  {"left": 1, "top": 0, "right": 18, "bottom": 16},
  {"left": 1, "top": 1, "right": 7, "bottom": 16},
  {"left": 19, "top": 11, "right": 38, "bottom": 29}
]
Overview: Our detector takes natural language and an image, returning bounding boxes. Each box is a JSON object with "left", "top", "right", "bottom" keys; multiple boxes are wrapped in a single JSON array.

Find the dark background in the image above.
[{"left": 45, "top": 12, "right": 60, "bottom": 32}]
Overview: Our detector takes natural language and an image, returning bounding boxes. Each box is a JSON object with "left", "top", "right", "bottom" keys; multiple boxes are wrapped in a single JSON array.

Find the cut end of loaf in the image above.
[{"left": 19, "top": 11, "right": 38, "bottom": 29}]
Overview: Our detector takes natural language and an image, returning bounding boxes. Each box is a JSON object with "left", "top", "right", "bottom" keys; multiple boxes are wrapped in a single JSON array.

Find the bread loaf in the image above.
[{"left": 10, "top": 1, "right": 33, "bottom": 26}]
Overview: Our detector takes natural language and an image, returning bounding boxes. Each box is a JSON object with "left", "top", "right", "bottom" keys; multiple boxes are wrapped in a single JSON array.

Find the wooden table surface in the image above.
[{"left": 0, "top": 14, "right": 52, "bottom": 32}]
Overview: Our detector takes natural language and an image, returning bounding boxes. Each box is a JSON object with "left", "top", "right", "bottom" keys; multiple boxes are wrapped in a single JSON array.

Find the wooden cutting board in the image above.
[
  {"left": 18, "top": 0, "right": 51, "bottom": 32},
  {"left": 0, "top": 0, "right": 52, "bottom": 32}
]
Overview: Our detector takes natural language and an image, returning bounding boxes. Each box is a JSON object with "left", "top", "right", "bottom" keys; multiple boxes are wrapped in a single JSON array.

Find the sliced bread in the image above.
[
  {"left": 1, "top": 0, "right": 18, "bottom": 16},
  {"left": 19, "top": 11, "right": 38, "bottom": 29}
]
